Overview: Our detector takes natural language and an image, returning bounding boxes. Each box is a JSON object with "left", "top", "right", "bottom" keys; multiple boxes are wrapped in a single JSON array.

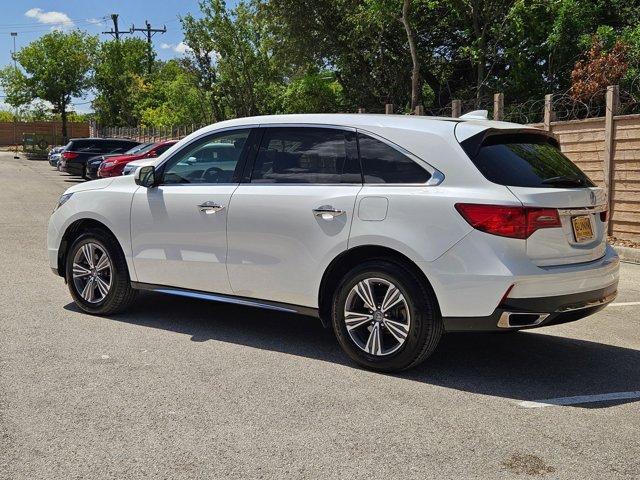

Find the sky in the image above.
[{"left": 0, "top": 0, "right": 210, "bottom": 112}]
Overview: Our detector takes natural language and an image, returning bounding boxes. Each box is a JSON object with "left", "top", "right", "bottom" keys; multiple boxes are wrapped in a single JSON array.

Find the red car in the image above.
[{"left": 97, "top": 140, "right": 177, "bottom": 178}]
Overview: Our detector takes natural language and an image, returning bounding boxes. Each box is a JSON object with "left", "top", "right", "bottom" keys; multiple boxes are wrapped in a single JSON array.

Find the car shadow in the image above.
[{"left": 64, "top": 291, "right": 640, "bottom": 408}]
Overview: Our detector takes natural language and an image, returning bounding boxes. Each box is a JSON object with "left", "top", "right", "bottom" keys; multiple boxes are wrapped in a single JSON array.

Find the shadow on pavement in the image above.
[{"left": 65, "top": 291, "right": 640, "bottom": 408}]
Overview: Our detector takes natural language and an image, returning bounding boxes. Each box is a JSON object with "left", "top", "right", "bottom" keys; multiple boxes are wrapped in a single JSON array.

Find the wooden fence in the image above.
[{"left": 0, "top": 121, "right": 90, "bottom": 147}]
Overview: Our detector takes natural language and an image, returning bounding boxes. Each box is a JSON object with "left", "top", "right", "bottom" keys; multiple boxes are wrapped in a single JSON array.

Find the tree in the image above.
[
  {"left": 281, "top": 70, "right": 344, "bottom": 113},
  {"left": 93, "top": 38, "right": 149, "bottom": 126},
  {"left": 0, "top": 31, "right": 96, "bottom": 138}
]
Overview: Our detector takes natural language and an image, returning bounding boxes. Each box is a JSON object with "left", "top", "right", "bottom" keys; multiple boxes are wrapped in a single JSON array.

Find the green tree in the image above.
[
  {"left": 93, "top": 38, "right": 149, "bottom": 126},
  {"left": 281, "top": 71, "right": 344, "bottom": 113},
  {"left": 0, "top": 30, "right": 96, "bottom": 138}
]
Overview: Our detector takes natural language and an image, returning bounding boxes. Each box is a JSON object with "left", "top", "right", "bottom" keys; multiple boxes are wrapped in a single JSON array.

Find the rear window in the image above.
[
  {"left": 67, "top": 139, "right": 139, "bottom": 153},
  {"left": 463, "top": 133, "right": 594, "bottom": 188}
]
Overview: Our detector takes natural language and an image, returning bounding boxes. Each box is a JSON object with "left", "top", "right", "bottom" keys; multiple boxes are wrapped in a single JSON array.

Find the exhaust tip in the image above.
[{"left": 497, "top": 312, "right": 549, "bottom": 329}]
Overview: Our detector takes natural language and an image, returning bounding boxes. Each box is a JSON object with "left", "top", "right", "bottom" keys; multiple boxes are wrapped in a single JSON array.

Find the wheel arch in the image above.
[
  {"left": 57, "top": 218, "right": 126, "bottom": 279},
  {"left": 318, "top": 245, "right": 439, "bottom": 325}
]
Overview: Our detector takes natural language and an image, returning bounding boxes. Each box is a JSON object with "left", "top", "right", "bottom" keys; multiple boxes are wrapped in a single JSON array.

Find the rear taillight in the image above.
[
  {"left": 600, "top": 210, "right": 608, "bottom": 222},
  {"left": 62, "top": 151, "right": 78, "bottom": 160},
  {"left": 455, "top": 203, "right": 561, "bottom": 239}
]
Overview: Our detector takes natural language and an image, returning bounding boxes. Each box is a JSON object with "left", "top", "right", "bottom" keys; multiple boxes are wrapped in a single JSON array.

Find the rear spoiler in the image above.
[{"left": 459, "top": 128, "right": 559, "bottom": 159}]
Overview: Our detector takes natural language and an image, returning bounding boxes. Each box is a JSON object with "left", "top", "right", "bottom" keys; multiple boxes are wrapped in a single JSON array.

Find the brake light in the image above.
[
  {"left": 455, "top": 203, "right": 561, "bottom": 239},
  {"left": 62, "top": 151, "right": 78, "bottom": 160},
  {"left": 600, "top": 210, "right": 608, "bottom": 222}
]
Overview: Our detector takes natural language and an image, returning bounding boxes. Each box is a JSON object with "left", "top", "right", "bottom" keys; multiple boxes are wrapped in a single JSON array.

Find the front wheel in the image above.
[
  {"left": 65, "top": 229, "right": 137, "bottom": 315},
  {"left": 332, "top": 260, "right": 443, "bottom": 372}
]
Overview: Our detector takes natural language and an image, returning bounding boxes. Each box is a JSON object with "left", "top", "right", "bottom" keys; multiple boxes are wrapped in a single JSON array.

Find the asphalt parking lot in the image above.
[{"left": 1, "top": 152, "right": 639, "bottom": 479}]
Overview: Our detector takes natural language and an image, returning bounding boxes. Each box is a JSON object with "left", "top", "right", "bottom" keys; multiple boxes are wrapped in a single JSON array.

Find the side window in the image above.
[
  {"left": 251, "top": 127, "right": 360, "bottom": 184},
  {"left": 162, "top": 129, "right": 251, "bottom": 185},
  {"left": 358, "top": 133, "right": 431, "bottom": 184}
]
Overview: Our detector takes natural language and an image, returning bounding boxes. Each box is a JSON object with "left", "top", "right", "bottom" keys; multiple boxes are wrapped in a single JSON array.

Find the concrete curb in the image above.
[{"left": 613, "top": 245, "right": 640, "bottom": 264}]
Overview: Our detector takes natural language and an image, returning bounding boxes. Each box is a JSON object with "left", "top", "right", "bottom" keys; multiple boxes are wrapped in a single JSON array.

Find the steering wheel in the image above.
[{"left": 202, "top": 166, "right": 224, "bottom": 183}]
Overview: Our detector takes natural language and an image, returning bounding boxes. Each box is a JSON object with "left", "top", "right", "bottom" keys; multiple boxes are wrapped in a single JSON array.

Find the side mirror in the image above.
[
  {"left": 186, "top": 156, "right": 197, "bottom": 164},
  {"left": 135, "top": 165, "right": 157, "bottom": 187}
]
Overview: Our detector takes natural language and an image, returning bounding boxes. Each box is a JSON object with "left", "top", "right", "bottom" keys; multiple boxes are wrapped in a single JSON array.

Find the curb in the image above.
[{"left": 613, "top": 245, "right": 640, "bottom": 264}]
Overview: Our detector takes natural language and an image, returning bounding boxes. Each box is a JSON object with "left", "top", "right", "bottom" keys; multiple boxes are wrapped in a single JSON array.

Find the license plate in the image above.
[{"left": 572, "top": 215, "right": 594, "bottom": 242}]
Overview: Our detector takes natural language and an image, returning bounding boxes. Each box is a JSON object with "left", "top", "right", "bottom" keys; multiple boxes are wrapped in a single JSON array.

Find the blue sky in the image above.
[{"left": 0, "top": 1, "right": 211, "bottom": 112}]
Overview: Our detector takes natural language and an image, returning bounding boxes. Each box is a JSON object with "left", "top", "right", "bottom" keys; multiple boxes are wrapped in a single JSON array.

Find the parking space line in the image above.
[
  {"left": 518, "top": 391, "right": 640, "bottom": 408},
  {"left": 608, "top": 301, "right": 640, "bottom": 307}
]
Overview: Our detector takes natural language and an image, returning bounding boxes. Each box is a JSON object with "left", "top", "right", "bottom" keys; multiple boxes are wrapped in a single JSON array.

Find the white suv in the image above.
[{"left": 47, "top": 114, "right": 619, "bottom": 372}]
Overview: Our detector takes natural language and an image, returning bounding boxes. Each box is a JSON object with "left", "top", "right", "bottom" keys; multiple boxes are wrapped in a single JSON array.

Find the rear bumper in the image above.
[
  {"left": 62, "top": 162, "right": 83, "bottom": 175},
  {"left": 443, "top": 283, "right": 618, "bottom": 331}
]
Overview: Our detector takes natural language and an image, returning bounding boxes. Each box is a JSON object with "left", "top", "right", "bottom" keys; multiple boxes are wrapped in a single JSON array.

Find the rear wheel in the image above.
[
  {"left": 65, "top": 229, "right": 137, "bottom": 315},
  {"left": 331, "top": 260, "right": 443, "bottom": 372}
]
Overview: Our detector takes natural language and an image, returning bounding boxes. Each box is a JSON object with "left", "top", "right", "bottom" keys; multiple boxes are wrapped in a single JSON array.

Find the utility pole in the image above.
[
  {"left": 10, "top": 32, "right": 19, "bottom": 159},
  {"left": 102, "top": 14, "right": 128, "bottom": 40},
  {"left": 131, "top": 21, "right": 166, "bottom": 74}
]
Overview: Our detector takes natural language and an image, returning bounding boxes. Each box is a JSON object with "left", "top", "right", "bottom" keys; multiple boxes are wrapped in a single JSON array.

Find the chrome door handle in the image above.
[
  {"left": 313, "top": 205, "right": 346, "bottom": 219},
  {"left": 198, "top": 201, "right": 225, "bottom": 214}
]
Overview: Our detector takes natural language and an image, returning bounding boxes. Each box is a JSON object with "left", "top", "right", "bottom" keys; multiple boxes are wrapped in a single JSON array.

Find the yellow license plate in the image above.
[{"left": 572, "top": 215, "right": 594, "bottom": 242}]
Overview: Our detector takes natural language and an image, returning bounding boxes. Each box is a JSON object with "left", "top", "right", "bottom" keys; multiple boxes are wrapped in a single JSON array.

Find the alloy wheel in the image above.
[
  {"left": 72, "top": 242, "right": 112, "bottom": 303},
  {"left": 344, "top": 277, "right": 411, "bottom": 356}
]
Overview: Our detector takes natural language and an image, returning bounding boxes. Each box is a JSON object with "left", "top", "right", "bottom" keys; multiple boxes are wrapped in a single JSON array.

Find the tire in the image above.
[
  {"left": 65, "top": 228, "right": 137, "bottom": 315},
  {"left": 331, "top": 260, "right": 443, "bottom": 372}
]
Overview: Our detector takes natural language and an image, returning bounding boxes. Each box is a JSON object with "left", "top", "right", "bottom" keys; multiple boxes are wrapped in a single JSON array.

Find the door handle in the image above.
[
  {"left": 313, "top": 205, "right": 346, "bottom": 220},
  {"left": 198, "top": 201, "right": 225, "bottom": 214}
]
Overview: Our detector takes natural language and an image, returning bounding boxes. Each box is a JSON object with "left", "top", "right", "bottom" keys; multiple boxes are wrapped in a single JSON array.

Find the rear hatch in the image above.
[{"left": 459, "top": 129, "right": 607, "bottom": 266}]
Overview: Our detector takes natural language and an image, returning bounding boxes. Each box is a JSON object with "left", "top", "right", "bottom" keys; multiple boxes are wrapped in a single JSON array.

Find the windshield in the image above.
[
  {"left": 124, "top": 142, "right": 153, "bottom": 155},
  {"left": 464, "top": 133, "right": 594, "bottom": 188}
]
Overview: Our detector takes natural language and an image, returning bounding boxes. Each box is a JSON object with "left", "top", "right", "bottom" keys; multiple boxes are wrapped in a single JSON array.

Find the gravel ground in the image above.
[{"left": 1, "top": 153, "right": 639, "bottom": 480}]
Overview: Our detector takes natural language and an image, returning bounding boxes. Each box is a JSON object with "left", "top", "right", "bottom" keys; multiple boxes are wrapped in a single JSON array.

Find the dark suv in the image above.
[{"left": 59, "top": 138, "right": 141, "bottom": 177}]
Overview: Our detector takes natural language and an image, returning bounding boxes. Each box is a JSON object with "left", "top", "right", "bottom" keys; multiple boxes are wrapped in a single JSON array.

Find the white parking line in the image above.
[
  {"left": 519, "top": 391, "right": 640, "bottom": 408},
  {"left": 608, "top": 301, "right": 640, "bottom": 307}
]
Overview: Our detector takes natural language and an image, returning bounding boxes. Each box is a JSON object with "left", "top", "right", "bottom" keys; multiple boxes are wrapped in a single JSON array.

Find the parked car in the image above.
[
  {"left": 59, "top": 138, "right": 141, "bottom": 178},
  {"left": 85, "top": 143, "right": 154, "bottom": 180},
  {"left": 122, "top": 157, "right": 155, "bottom": 175},
  {"left": 47, "top": 114, "right": 619, "bottom": 372},
  {"left": 97, "top": 140, "right": 177, "bottom": 178},
  {"left": 48, "top": 146, "right": 65, "bottom": 167}
]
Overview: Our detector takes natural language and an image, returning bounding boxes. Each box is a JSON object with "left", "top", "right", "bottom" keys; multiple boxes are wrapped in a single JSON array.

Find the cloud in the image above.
[
  {"left": 87, "top": 18, "right": 104, "bottom": 25},
  {"left": 25, "top": 8, "right": 74, "bottom": 28},
  {"left": 160, "top": 42, "right": 192, "bottom": 55}
]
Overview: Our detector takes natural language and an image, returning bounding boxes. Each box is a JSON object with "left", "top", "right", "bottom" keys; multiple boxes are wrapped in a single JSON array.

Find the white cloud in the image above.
[
  {"left": 87, "top": 18, "right": 104, "bottom": 25},
  {"left": 160, "top": 42, "right": 192, "bottom": 55},
  {"left": 25, "top": 8, "right": 74, "bottom": 29}
]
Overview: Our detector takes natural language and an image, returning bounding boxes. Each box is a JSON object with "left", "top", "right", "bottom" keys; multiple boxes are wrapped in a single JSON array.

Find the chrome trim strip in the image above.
[
  {"left": 130, "top": 282, "right": 320, "bottom": 318},
  {"left": 555, "top": 291, "right": 617, "bottom": 312},
  {"left": 557, "top": 205, "right": 607, "bottom": 215},
  {"left": 155, "top": 288, "right": 298, "bottom": 313}
]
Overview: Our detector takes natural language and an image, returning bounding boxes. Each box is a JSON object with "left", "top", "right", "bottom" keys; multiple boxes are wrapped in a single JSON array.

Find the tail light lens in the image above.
[
  {"left": 455, "top": 203, "right": 561, "bottom": 239},
  {"left": 62, "top": 151, "right": 78, "bottom": 160}
]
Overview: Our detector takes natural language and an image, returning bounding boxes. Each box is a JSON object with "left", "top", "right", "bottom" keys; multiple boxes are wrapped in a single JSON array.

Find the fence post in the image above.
[
  {"left": 451, "top": 100, "right": 462, "bottom": 118},
  {"left": 604, "top": 85, "right": 619, "bottom": 235},
  {"left": 357, "top": 107, "right": 365, "bottom": 113},
  {"left": 385, "top": 103, "right": 394, "bottom": 114},
  {"left": 414, "top": 105, "right": 424, "bottom": 116},
  {"left": 543, "top": 94, "right": 554, "bottom": 131},
  {"left": 493, "top": 93, "right": 504, "bottom": 121}
]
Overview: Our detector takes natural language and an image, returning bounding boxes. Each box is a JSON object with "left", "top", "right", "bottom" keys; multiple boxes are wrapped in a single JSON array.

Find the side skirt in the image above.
[{"left": 131, "top": 281, "right": 324, "bottom": 324}]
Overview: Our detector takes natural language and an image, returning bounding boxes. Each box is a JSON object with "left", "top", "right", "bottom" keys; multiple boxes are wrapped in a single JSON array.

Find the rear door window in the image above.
[
  {"left": 251, "top": 127, "right": 360, "bottom": 184},
  {"left": 463, "top": 133, "right": 594, "bottom": 188}
]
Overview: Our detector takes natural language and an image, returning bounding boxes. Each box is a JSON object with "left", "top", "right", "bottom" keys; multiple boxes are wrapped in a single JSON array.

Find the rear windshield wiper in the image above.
[{"left": 541, "top": 175, "right": 586, "bottom": 187}]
